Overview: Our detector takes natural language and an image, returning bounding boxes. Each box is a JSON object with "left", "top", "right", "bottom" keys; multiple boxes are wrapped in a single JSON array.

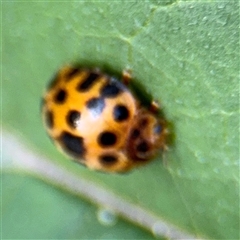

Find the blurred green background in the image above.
[{"left": 2, "top": 1, "right": 239, "bottom": 239}]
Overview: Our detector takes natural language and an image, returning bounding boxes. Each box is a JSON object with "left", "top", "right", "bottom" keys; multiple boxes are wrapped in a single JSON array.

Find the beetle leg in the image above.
[{"left": 122, "top": 69, "right": 132, "bottom": 85}]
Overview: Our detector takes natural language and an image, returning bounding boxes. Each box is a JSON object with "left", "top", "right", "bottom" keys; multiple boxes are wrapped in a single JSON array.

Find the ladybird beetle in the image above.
[{"left": 41, "top": 66, "right": 168, "bottom": 173}]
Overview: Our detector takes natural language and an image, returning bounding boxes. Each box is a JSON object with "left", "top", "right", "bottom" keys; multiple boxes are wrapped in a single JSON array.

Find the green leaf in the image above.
[
  {"left": 2, "top": 172, "right": 156, "bottom": 239},
  {"left": 2, "top": 1, "right": 239, "bottom": 239}
]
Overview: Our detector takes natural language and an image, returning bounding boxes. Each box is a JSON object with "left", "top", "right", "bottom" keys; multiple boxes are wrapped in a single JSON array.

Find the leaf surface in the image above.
[{"left": 2, "top": 1, "right": 239, "bottom": 239}]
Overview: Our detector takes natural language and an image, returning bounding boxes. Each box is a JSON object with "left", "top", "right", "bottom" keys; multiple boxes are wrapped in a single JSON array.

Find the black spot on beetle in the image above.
[
  {"left": 98, "top": 131, "right": 117, "bottom": 147},
  {"left": 65, "top": 68, "right": 80, "bottom": 80},
  {"left": 77, "top": 72, "right": 99, "bottom": 91},
  {"left": 113, "top": 104, "right": 129, "bottom": 122},
  {"left": 100, "top": 80, "right": 123, "bottom": 98},
  {"left": 130, "top": 129, "right": 140, "bottom": 140},
  {"left": 54, "top": 89, "right": 67, "bottom": 104},
  {"left": 136, "top": 141, "right": 149, "bottom": 153},
  {"left": 60, "top": 131, "right": 86, "bottom": 158},
  {"left": 99, "top": 154, "right": 118, "bottom": 165},
  {"left": 86, "top": 97, "right": 105, "bottom": 116},
  {"left": 66, "top": 110, "right": 81, "bottom": 128}
]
